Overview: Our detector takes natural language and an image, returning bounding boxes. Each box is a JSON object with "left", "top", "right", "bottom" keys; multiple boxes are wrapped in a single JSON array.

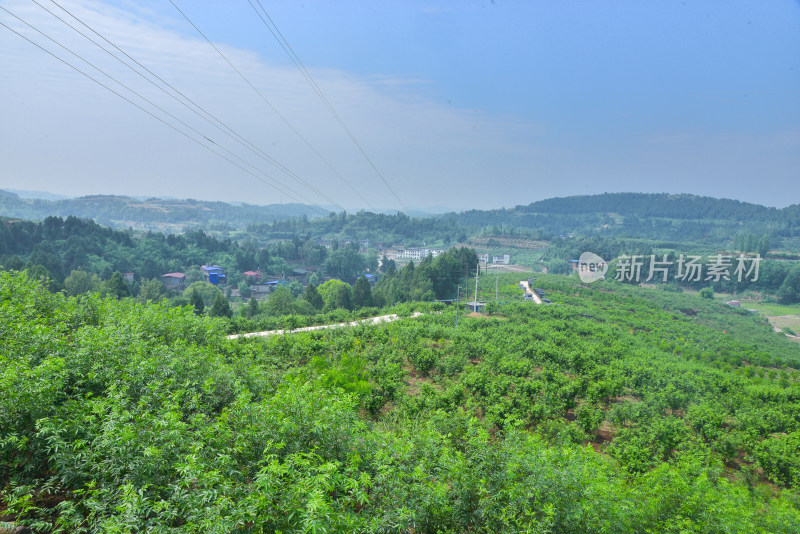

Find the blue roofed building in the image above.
[{"left": 201, "top": 265, "right": 227, "bottom": 285}]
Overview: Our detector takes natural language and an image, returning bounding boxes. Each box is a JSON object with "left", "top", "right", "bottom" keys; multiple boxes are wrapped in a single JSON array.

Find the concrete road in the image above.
[
  {"left": 519, "top": 280, "right": 543, "bottom": 304},
  {"left": 227, "top": 312, "right": 424, "bottom": 339}
]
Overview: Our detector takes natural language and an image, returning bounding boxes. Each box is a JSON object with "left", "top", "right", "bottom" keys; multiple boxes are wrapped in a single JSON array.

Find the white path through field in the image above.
[{"left": 227, "top": 312, "right": 424, "bottom": 340}]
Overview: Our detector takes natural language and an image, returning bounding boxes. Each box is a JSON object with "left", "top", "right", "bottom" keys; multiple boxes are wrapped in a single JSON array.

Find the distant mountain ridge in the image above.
[
  {"left": 526, "top": 193, "right": 771, "bottom": 217},
  {"left": 522, "top": 193, "right": 800, "bottom": 222},
  {"left": 0, "top": 191, "right": 323, "bottom": 230},
  {"left": 448, "top": 192, "right": 800, "bottom": 245},
  {"left": 455, "top": 192, "right": 798, "bottom": 220},
  {"left": 3, "top": 189, "right": 72, "bottom": 201},
  {"left": 2, "top": 190, "right": 799, "bottom": 245}
]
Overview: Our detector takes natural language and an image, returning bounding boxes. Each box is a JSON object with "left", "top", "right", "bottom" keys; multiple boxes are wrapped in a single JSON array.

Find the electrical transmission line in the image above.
[
  {"left": 247, "top": 0, "right": 407, "bottom": 211},
  {"left": 0, "top": 11, "right": 329, "bottom": 215},
  {"left": 32, "top": 0, "right": 345, "bottom": 212},
  {"left": 168, "top": 0, "right": 377, "bottom": 211}
]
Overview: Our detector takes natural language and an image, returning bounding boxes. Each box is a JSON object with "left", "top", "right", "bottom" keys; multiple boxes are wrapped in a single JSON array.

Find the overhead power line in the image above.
[
  {"left": 0, "top": 12, "right": 328, "bottom": 215},
  {"left": 168, "top": 0, "right": 376, "bottom": 211},
  {"left": 35, "top": 0, "right": 345, "bottom": 212},
  {"left": 4, "top": 5, "right": 327, "bottom": 214},
  {"left": 248, "top": 0, "right": 407, "bottom": 211}
]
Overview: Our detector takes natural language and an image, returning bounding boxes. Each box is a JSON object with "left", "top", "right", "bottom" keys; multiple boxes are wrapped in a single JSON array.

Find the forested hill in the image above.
[
  {"left": 525, "top": 193, "right": 793, "bottom": 219},
  {"left": 456, "top": 192, "right": 799, "bottom": 223},
  {"left": 0, "top": 190, "right": 319, "bottom": 230},
  {"left": 452, "top": 193, "right": 800, "bottom": 245}
]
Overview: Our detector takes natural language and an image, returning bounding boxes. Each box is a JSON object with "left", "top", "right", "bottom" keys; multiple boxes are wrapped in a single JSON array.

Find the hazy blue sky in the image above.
[{"left": 1, "top": 0, "right": 799, "bottom": 211}]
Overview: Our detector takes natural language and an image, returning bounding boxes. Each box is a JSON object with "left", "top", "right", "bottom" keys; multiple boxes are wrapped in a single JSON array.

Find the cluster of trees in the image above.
[
  {"left": 0, "top": 215, "right": 487, "bottom": 332},
  {"left": 733, "top": 231, "right": 771, "bottom": 257},
  {"left": 3, "top": 270, "right": 800, "bottom": 532},
  {"left": 235, "top": 250, "right": 474, "bottom": 326},
  {"left": 372, "top": 247, "right": 479, "bottom": 305},
  {"left": 0, "top": 215, "right": 260, "bottom": 288},
  {"left": 0, "top": 216, "right": 368, "bottom": 301},
  {"left": 249, "top": 210, "right": 467, "bottom": 246},
  {"left": 5, "top": 192, "right": 800, "bottom": 268},
  {"left": 0, "top": 215, "right": 388, "bottom": 299},
  {"left": 242, "top": 278, "right": 369, "bottom": 319}
]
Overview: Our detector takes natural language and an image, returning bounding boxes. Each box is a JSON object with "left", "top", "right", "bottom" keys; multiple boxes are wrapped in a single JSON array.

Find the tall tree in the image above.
[
  {"left": 138, "top": 277, "right": 165, "bottom": 303},
  {"left": 190, "top": 288, "right": 205, "bottom": 315},
  {"left": 333, "top": 283, "right": 353, "bottom": 311},
  {"left": 246, "top": 296, "right": 259, "bottom": 318},
  {"left": 777, "top": 265, "right": 800, "bottom": 304},
  {"left": 264, "top": 286, "right": 295, "bottom": 316},
  {"left": 106, "top": 271, "right": 131, "bottom": 299},
  {"left": 318, "top": 279, "right": 352, "bottom": 311},
  {"left": 64, "top": 269, "right": 101, "bottom": 296},
  {"left": 304, "top": 282, "right": 324, "bottom": 310},
  {"left": 353, "top": 275, "right": 373, "bottom": 309},
  {"left": 381, "top": 255, "right": 396, "bottom": 275},
  {"left": 209, "top": 292, "right": 233, "bottom": 318},
  {"left": 757, "top": 235, "right": 771, "bottom": 258},
  {"left": 323, "top": 246, "right": 365, "bottom": 281}
]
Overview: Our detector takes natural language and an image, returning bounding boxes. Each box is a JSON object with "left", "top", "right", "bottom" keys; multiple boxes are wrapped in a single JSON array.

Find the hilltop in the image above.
[
  {"left": 452, "top": 192, "right": 800, "bottom": 246},
  {"left": 0, "top": 189, "right": 321, "bottom": 231}
]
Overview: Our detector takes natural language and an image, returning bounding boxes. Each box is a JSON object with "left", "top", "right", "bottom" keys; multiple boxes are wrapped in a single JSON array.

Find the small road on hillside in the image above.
[
  {"left": 519, "top": 280, "right": 543, "bottom": 304},
  {"left": 227, "top": 312, "right": 424, "bottom": 340},
  {"left": 229, "top": 280, "right": 541, "bottom": 340}
]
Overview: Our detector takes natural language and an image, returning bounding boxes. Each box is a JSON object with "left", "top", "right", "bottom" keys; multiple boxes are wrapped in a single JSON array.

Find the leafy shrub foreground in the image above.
[{"left": 1, "top": 271, "right": 799, "bottom": 532}]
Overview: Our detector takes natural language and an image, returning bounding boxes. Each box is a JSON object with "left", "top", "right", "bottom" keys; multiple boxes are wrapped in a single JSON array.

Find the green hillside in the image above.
[
  {"left": 2, "top": 270, "right": 800, "bottom": 532},
  {"left": 4, "top": 191, "right": 800, "bottom": 252},
  {"left": 452, "top": 193, "right": 800, "bottom": 248}
]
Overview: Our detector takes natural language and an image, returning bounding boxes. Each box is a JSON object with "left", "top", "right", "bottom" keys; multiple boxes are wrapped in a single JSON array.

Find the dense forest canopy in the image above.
[{"left": 0, "top": 215, "right": 331, "bottom": 290}]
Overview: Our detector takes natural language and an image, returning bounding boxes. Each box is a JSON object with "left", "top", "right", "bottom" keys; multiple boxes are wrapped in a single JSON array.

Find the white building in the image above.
[
  {"left": 401, "top": 248, "right": 446, "bottom": 260},
  {"left": 401, "top": 248, "right": 423, "bottom": 260}
]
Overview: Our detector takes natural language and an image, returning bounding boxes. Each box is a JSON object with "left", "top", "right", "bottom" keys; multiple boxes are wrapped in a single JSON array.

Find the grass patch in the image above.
[{"left": 738, "top": 301, "right": 800, "bottom": 317}]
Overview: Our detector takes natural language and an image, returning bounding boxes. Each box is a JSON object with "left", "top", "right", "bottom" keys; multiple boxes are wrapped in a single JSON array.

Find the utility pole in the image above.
[
  {"left": 455, "top": 284, "right": 460, "bottom": 327},
  {"left": 473, "top": 263, "right": 479, "bottom": 312},
  {"left": 496, "top": 275, "right": 498, "bottom": 301}
]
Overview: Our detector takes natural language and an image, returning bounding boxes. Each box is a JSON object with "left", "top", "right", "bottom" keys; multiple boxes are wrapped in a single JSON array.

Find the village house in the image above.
[
  {"left": 161, "top": 272, "right": 186, "bottom": 291},
  {"left": 201, "top": 265, "right": 226, "bottom": 285},
  {"left": 251, "top": 280, "right": 287, "bottom": 296},
  {"left": 400, "top": 248, "right": 446, "bottom": 260},
  {"left": 243, "top": 269, "right": 262, "bottom": 282}
]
